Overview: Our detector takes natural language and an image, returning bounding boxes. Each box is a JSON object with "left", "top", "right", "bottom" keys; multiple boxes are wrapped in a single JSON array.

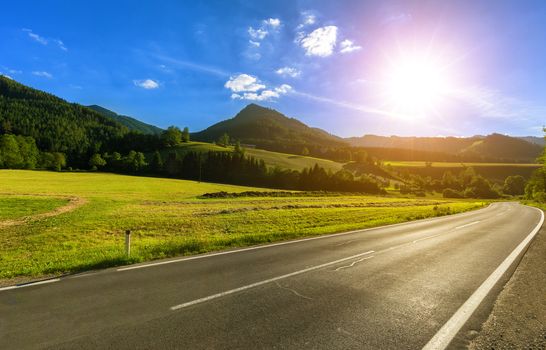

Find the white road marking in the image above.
[
  {"left": 170, "top": 250, "right": 374, "bottom": 311},
  {"left": 118, "top": 204, "right": 495, "bottom": 272},
  {"left": 454, "top": 221, "right": 481, "bottom": 230},
  {"left": 335, "top": 256, "right": 374, "bottom": 271},
  {"left": 0, "top": 278, "right": 60, "bottom": 292},
  {"left": 422, "top": 207, "right": 544, "bottom": 350},
  {"left": 412, "top": 234, "right": 443, "bottom": 244}
]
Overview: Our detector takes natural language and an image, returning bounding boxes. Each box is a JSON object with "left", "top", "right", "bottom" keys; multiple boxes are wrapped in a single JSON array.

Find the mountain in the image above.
[
  {"left": 87, "top": 105, "right": 163, "bottom": 135},
  {"left": 518, "top": 136, "right": 545, "bottom": 147},
  {"left": 0, "top": 76, "right": 128, "bottom": 164},
  {"left": 346, "top": 134, "right": 542, "bottom": 163},
  {"left": 459, "top": 133, "right": 543, "bottom": 162},
  {"left": 192, "top": 104, "right": 347, "bottom": 155}
]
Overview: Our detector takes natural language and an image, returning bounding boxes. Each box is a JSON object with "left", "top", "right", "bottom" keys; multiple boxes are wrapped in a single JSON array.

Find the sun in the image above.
[{"left": 381, "top": 52, "right": 454, "bottom": 119}]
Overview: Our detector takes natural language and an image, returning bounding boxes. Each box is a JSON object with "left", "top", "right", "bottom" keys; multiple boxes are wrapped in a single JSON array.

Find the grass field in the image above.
[
  {"left": 244, "top": 148, "right": 344, "bottom": 172},
  {"left": 169, "top": 141, "right": 344, "bottom": 172},
  {"left": 0, "top": 170, "right": 486, "bottom": 282}
]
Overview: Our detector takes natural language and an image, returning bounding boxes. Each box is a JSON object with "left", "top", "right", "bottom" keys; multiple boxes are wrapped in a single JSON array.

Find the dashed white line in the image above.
[
  {"left": 170, "top": 250, "right": 374, "bottom": 311},
  {"left": 422, "top": 207, "right": 544, "bottom": 350},
  {"left": 455, "top": 221, "right": 481, "bottom": 230},
  {"left": 412, "top": 234, "right": 443, "bottom": 244},
  {"left": 0, "top": 278, "right": 60, "bottom": 292}
]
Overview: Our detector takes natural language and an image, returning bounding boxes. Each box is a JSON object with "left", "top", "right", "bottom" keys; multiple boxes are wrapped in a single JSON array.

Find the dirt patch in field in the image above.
[
  {"left": 468, "top": 210, "right": 546, "bottom": 349},
  {"left": 0, "top": 195, "right": 87, "bottom": 229}
]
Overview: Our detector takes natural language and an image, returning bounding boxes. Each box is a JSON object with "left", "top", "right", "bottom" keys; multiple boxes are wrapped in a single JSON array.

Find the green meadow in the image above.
[{"left": 0, "top": 170, "right": 485, "bottom": 282}]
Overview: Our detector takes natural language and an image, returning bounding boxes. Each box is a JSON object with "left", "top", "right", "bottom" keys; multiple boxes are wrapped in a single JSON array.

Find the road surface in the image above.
[{"left": 0, "top": 202, "right": 543, "bottom": 349}]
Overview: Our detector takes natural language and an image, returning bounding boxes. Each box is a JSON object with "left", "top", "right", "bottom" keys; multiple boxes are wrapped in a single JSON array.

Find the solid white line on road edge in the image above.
[
  {"left": 422, "top": 207, "right": 544, "bottom": 350},
  {"left": 119, "top": 204, "right": 497, "bottom": 272},
  {"left": 0, "top": 278, "right": 61, "bottom": 292},
  {"left": 455, "top": 221, "right": 481, "bottom": 230},
  {"left": 170, "top": 250, "right": 375, "bottom": 311}
]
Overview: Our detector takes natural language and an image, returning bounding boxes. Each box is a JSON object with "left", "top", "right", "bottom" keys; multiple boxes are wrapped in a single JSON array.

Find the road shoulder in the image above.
[{"left": 469, "top": 209, "right": 546, "bottom": 349}]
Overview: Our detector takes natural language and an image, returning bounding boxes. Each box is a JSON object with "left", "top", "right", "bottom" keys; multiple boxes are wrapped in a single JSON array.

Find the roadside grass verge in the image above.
[{"left": 0, "top": 170, "right": 486, "bottom": 282}]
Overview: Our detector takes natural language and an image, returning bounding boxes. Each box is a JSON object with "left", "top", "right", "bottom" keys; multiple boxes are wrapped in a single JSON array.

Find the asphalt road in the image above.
[{"left": 0, "top": 202, "right": 543, "bottom": 350}]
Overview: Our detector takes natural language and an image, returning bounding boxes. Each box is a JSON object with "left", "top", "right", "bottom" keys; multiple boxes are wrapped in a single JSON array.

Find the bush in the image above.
[{"left": 443, "top": 188, "right": 464, "bottom": 198}]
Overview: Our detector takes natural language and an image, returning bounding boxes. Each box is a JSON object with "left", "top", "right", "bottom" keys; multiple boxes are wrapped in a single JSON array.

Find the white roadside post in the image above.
[{"left": 125, "top": 230, "right": 131, "bottom": 257}]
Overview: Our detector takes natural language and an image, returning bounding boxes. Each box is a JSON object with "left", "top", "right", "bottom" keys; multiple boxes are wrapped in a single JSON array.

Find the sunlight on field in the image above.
[
  {"left": 0, "top": 170, "right": 485, "bottom": 281},
  {"left": 384, "top": 161, "right": 541, "bottom": 168}
]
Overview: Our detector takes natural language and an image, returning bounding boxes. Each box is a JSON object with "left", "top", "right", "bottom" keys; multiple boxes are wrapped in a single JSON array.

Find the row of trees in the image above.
[
  {"left": 0, "top": 134, "right": 66, "bottom": 171},
  {"left": 87, "top": 149, "right": 385, "bottom": 194},
  {"left": 397, "top": 167, "right": 524, "bottom": 199}
]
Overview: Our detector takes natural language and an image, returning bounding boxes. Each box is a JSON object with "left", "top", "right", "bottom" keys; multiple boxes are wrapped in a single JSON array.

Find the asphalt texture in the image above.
[{"left": 0, "top": 202, "right": 542, "bottom": 349}]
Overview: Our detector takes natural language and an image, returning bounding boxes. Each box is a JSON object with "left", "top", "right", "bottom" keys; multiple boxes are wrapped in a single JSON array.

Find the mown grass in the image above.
[
  {"left": 169, "top": 141, "right": 345, "bottom": 172},
  {"left": 0, "top": 196, "right": 69, "bottom": 220},
  {"left": 244, "top": 148, "right": 344, "bottom": 172},
  {"left": 0, "top": 170, "right": 486, "bottom": 281}
]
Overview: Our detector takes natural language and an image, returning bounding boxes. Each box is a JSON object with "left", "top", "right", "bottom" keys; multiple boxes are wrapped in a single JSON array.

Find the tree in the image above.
[
  {"left": 89, "top": 153, "right": 107, "bottom": 170},
  {"left": 150, "top": 151, "right": 164, "bottom": 171},
  {"left": 217, "top": 133, "right": 230, "bottom": 147},
  {"left": 234, "top": 140, "right": 245, "bottom": 155},
  {"left": 0, "top": 134, "right": 23, "bottom": 168},
  {"left": 503, "top": 175, "right": 525, "bottom": 196},
  {"left": 301, "top": 147, "right": 310, "bottom": 156},
  {"left": 181, "top": 127, "right": 190, "bottom": 143},
  {"left": 162, "top": 126, "right": 182, "bottom": 147}
]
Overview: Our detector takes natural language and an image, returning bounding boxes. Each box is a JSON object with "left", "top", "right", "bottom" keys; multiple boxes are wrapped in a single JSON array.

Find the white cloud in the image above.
[
  {"left": 226, "top": 74, "right": 292, "bottom": 101},
  {"left": 1, "top": 74, "right": 13, "bottom": 80},
  {"left": 224, "top": 74, "right": 265, "bottom": 92},
  {"left": 133, "top": 79, "right": 159, "bottom": 89},
  {"left": 275, "top": 67, "right": 301, "bottom": 78},
  {"left": 297, "top": 25, "right": 338, "bottom": 57},
  {"left": 23, "top": 28, "right": 47, "bottom": 45},
  {"left": 32, "top": 71, "right": 52, "bottom": 78},
  {"left": 339, "top": 39, "right": 362, "bottom": 54},
  {"left": 1, "top": 67, "right": 22, "bottom": 75},
  {"left": 23, "top": 29, "right": 67, "bottom": 51},
  {"left": 248, "top": 27, "right": 268, "bottom": 40},
  {"left": 297, "top": 11, "right": 317, "bottom": 29},
  {"left": 53, "top": 39, "right": 67, "bottom": 51},
  {"left": 275, "top": 84, "right": 293, "bottom": 94},
  {"left": 263, "top": 18, "right": 281, "bottom": 28},
  {"left": 451, "top": 86, "right": 546, "bottom": 120},
  {"left": 249, "top": 40, "right": 260, "bottom": 47}
]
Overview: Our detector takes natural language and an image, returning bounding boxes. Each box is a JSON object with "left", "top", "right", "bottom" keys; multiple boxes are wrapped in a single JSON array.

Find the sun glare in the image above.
[{"left": 381, "top": 53, "right": 454, "bottom": 119}]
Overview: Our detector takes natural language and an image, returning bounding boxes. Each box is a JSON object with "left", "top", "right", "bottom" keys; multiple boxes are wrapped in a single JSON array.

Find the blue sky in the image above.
[{"left": 1, "top": 0, "right": 545, "bottom": 137}]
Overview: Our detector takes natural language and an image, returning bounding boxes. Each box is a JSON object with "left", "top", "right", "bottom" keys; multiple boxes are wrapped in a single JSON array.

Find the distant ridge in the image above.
[
  {"left": 87, "top": 105, "right": 163, "bottom": 135},
  {"left": 346, "top": 133, "right": 542, "bottom": 163}
]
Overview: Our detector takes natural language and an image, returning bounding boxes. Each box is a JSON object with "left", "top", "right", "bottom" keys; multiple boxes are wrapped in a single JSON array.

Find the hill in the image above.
[
  {"left": 346, "top": 134, "right": 542, "bottom": 163},
  {"left": 192, "top": 104, "right": 348, "bottom": 156},
  {"left": 0, "top": 76, "right": 128, "bottom": 165},
  {"left": 87, "top": 105, "right": 163, "bottom": 135},
  {"left": 518, "top": 136, "right": 545, "bottom": 147}
]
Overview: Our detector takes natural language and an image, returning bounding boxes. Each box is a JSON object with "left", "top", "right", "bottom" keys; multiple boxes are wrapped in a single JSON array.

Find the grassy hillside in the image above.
[
  {"left": 0, "top": 170, "right": 485, "bottom": 282},
  {"left": 87, "top": 105, "right": 163, "bottom": 135},
  {"left": 158, "top": 141, "right": 344, "bottom": 173},
  {"left": 0, "top": 76, "right": 128, "bottom": 162}
]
